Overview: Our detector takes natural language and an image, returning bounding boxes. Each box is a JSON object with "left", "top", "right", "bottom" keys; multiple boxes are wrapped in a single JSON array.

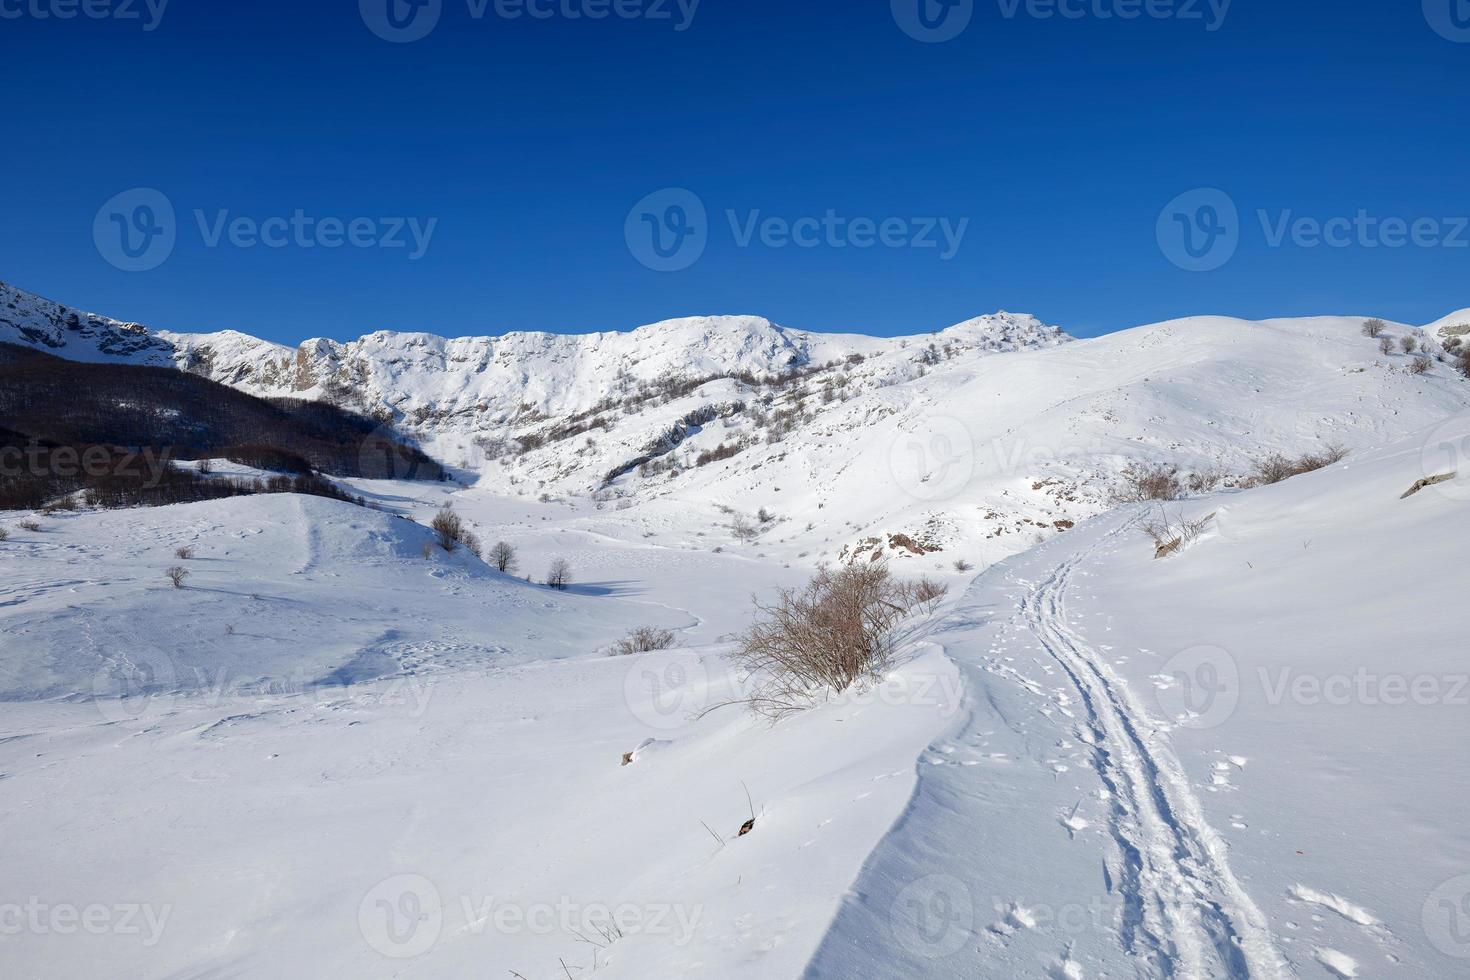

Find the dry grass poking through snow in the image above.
[
  {"left": 610, "top": 626, "right": 677, "bottom": 657},
  {"left": 725, "top": 563, "right": 947, "bottom": 719},
  {"left": 1140, "top": 509, "right": 1215, "bottom": 559}
]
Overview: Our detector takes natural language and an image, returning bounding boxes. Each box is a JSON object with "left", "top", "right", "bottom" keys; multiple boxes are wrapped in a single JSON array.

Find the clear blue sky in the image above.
[{"left": 2, "top": 0, "right": 1467, "bottom": 343}]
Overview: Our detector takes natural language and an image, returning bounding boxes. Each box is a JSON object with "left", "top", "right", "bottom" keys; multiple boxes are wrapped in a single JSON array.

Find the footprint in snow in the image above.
[{"left": 1312, "top": 947, "right": 1359, "bottom": 978}]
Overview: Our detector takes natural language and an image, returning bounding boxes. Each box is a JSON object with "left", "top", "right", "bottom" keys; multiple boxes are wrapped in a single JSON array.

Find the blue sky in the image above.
[{"left": 2, "top": 0, "right": 1467, "bottom": 343}]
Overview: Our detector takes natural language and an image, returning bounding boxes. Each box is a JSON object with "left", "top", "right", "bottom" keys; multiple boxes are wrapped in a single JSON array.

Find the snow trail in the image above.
[{"left": 1018, "top": 521, "right": 1288, "bottom": 979}]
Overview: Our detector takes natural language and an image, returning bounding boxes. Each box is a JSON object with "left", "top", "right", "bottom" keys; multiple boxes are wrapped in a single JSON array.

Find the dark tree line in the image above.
[{"left": 0, "top": 343, "right": 444, "bottom": 511}]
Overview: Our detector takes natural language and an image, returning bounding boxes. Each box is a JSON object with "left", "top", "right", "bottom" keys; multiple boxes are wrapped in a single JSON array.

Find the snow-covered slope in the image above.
[
  {"left": 0, "top": 488, "right": 958, "bottom": 979},
  {"left": 472, "top": 312, "right": 1470, "bottom": 580},
  {"left": 808, "top": 412, "right": 1470, "bottom": 979}
]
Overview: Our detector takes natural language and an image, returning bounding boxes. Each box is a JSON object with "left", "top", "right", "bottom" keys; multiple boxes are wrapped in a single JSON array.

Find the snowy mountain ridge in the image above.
[{"left": 0, "top": 280, "right": 1069, "bottom": 421}]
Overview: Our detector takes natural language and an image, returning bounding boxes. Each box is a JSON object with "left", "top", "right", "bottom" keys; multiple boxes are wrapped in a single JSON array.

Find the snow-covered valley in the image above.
[{"left": 3, "top": 282, "right": 1470, "bottom": 978}]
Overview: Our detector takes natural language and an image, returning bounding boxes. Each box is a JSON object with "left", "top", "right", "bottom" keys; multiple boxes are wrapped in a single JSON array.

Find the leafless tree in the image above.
[
  {"left": 1362, "top": 318, "right": 1387, "bottom": 338},
  {"left": 488, "top": 541, "right": 518, "bottom": 574},
  {"left": 166, "top": 566, "right": 189, "bottom": 589},
  {"left": 546, "top": 558, "right": 572, "bottom": 590}
]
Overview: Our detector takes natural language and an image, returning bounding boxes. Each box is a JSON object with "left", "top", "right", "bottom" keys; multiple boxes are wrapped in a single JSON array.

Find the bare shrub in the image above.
[
  {"left": 1248, "top": 445, "right": 1348, "bottom": 487},
  {"left": 912, "top": 577, "right": 950, "bottom": 606},
  {"left": 175, "top": 545, "right": 195, "bottom": 560},
  {"left": 1378, "top": 336, "right": 1395, "bottom": 356},
  {"left": 1460, "top": 353, "right": 1470, "bottom": 379},
  {"left": 0, "top": 528, "right": 9, "bottom": 542},
  {"left": 166, "top": 566, "right": 189, "bottom": 588},
  {"left": 1362, "top": 318, "right": 1387, "bottom": 338},
  {"left": 1139, "top": 510, "right": 1214, "bottom": 559},
  {"left": 1401, "top": 334, "right": 1420, "bottom": 354},
  {"left": 546, "top": 558, "right": 572, "bottom": 590},
  {"left": 430, "top": 506, "right": 463, "bottom": 551},
  {"left": 488, "top": 541, "right": 518, "bottom": 574},
  {"left": 726, "top": 563, "right": 946, "bottom": 719},
  {"left": 429, "top": 506, "right": 477, "bottom": 554},
  {"left": 757, "top": 507, "right": 776, "bottom": 525},
  {"left": 1409, "top": 355, "right": 1432, "bottom": 376},
  {"left": 731, "top": 514, "right": 759, "bottom": 543},
  {"left": 17, "top": 519, "right": 40, "bottom": 532},
  {"left": 421, "top": 542, "right": 433, "bottom": 560},
  {"left": 1115, "top": 463, "right": 1182, "bottom": 502},
  {"left": 611, "top": 626, "right": 677, "bottom": 656},
  {"left": 953, "top": 558, "right": 974, "bottom": 573},
  {"left": 1186, "top": 468, "right": 1227, "bottom": 494}
]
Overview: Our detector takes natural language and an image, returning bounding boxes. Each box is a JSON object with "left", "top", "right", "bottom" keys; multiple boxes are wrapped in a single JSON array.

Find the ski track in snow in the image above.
[{"left": 1016, "top": 521, "right": 1289, "bottom": 979}]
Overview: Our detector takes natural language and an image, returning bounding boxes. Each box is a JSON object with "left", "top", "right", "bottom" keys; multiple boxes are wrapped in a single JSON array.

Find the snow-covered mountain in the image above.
[
  {"left": 0, "top": 279, "right": 1068, "bottom": 419},
  {"left": 5, "top": 279, "right": 1470, "bottom": 573}
]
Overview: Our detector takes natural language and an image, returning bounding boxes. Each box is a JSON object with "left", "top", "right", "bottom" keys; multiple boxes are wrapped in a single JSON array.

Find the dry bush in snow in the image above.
[
  {"left": 546, "top": 558, "right": 572, "bottom": 590},
  {"left": 1140, "top": 510, "right": 1214, "bottom": 559},
  {"left": 430, "top": 506, "right": 478, "bottom": 554},
  {"left": 1379, "top": 336, "right": 1396, "bottom": 356},
  {"left": 1115, "top": 463, "right": 1183, "bottom": 502},
  {"left": 175, "top": 545, "right": 194, "bottom": 560},
  {"left": 0, "top": 528, "right": 9, "bottom": 542},
  {"left": 1247, "top": 445, "right": 1348, "bottom": 487},
  {"left": 431, "top": 507, "right": 464, "bottom": 551},
  {"left": 17, "top": 519, "right": 41, "bottom": 532},
  {"left": 611, "top": 626, "right": 678, "bottom": 657},
  {"left": 1409, "top": 355, "right": 1433, "bottom": 376},
  {"left": 1401, "top": 334, "right": 1420, "bottom": 354},
  {"left": 953, "top": 558, "right": 974, "bottom": 573},
  {"left": 166, "top": 566, "right": 189, "bottom": 588},
  {"left": 728, "top": 563, "right": 946, "bottom": 719},
  {"left": 1362, "top": 318, "right": 1387, "bottom": 338}
]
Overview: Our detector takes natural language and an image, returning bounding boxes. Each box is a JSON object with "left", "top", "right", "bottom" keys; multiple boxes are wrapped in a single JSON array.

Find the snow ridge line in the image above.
[{"left": 1018, "top": 522, "right": 1290, "bottom": 979}]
